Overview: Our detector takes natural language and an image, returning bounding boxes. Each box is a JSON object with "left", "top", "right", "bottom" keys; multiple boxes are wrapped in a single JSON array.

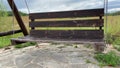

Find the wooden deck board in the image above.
[{"left": 11, "top": 35, "right": 104, "bottom": 45}]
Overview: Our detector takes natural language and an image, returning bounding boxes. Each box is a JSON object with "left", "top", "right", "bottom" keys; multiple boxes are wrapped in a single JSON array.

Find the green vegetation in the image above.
[
  {"left": 105, "top": 33, "right": 120, "bottom": 51},
  {"left": 0, "top": 33, "right": 23, "bottom": 48},
  {"left": 113, "top": 45, "right": 120, "bottom": 51},
  {"left": 0, "top": 2, "right": 8, "bottom": 17},
  {"left": 6, "top": 11, "right": 27, "bottom": 16},
  {"left": 0, "top": 11, "right": 27, "bottom": 16},
  {"left": 0, "top": 2, "right": 23, "bottom": 45},
  {"left": 104, "top": 14, "right": 120, "bottom": 51},
  {"left": 15, "top": 42, "right": 37, "bottom": 48},
  {"left": 0, "top": 11, "right": 8, "bottom": 16},
  {"left": 107, "top": 11, "right": 120, "bottom": 16},
  {"left": 94, "top": 51, "right": 120, "bottom": 67},
  {"left": 105, "top": 33, "right": 115, "bottom": 44},
  {"left": 0, "top": 3, "right": 28, "bottom": 48},
  {"left": 112, "top": 37, "right": 120, "bottom": 51}
]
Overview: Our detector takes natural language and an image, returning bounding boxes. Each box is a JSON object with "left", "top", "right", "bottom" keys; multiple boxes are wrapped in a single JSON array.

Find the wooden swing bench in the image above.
[{"left": 11, "top": 8, "right": 104, "bottom": 45}]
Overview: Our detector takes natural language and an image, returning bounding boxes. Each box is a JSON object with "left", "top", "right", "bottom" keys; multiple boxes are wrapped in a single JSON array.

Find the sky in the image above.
[{"left": 1, "top": 0, "right": 120, "bottom": 13}]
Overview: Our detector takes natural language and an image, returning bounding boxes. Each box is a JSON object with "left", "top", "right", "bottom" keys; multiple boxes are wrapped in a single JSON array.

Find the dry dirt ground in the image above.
[{"left": 0, "top": 43, "right": 120, "bottom": 68}]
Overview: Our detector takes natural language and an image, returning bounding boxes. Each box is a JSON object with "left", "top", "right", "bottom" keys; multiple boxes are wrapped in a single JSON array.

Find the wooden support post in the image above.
[
  {"left": 99, "top": 16, "right": 102, "bottom": 30},
  {"left": 94, "top": 42, "right": 106, "bottom": 52},
  {"left": 31, "top": 19, "right": 35, "bottom": 30},
  {"left": 0, "top": 30, "right": 22, "bottom": 37},
  {"left": 7, "top": 0, "right": 28, "bottom": 36}
]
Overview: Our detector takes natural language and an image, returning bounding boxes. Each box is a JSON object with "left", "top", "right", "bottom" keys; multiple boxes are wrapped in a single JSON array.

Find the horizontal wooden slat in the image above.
[
  {"left": 0, "top": 30, "right": 22, "bottom": 37},
  {"left": 11, "top": 36, "right": 104, "bottom": 45},
  {"left": 30, "top": 30, "right": 104, "bottom": 39},
  {"left": 29, "top": 8, "right": 104, "bottom": 19},
  {"left": 29, "top": 19, "right": 103, "bottom": 27}
]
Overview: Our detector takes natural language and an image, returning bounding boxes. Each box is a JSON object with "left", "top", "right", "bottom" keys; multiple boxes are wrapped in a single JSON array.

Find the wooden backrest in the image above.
[
  {"left": 29, "top": 8, "right": 104, "bottom": 19},
  {"left": 29, "top": 8, "right": 104, "bottom": 40}
]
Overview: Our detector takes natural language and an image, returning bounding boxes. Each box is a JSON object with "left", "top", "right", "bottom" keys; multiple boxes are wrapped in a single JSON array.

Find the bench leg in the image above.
[{"left": 94, "top": 43, "right": 106, "bottom": 52}]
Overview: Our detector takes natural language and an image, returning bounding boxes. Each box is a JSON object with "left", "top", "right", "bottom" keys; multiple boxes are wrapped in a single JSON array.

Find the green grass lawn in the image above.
[{"left": 0, "top": 33, "right": 23, "bottom": 48}]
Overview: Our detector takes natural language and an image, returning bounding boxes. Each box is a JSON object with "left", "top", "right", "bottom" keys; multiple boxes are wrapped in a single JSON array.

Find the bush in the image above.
[
  {"left": 112, "top": 37, "right": 120, "bottom": 51},
  {"left": 113, "top": 45, "right": 120, "bottom": 51},
  {"left": 105, "top": 33, "right": 115, "bottom": 44},
  {"left": 94, "top": 51, "right": 120, "bottom": 67}
]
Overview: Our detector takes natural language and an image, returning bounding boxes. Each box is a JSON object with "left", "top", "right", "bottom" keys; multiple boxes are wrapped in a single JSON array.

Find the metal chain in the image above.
[
  {"left": 24, "top": 0, "right": 30, "bottom": 14},
  {"left": 104, "top": 0, "right": 108, "bottom": 44},
  {"left": 12, "top": 0, "right": 15, "bottom": 37},
  {"left": 0, "top": 0, "right": 2, "bottom": 27}
]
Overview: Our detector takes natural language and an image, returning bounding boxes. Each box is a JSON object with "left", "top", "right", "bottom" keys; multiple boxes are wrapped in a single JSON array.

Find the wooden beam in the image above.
[
  {"left": 7, "top": 0, "right": 28, "bottom": 36},
  {"left": 29, "top": 8, "right": 104, "bottom": 19},
  {"left": 30, "top": 30, "right": 104, "bottom": 39},
  {"left": 29, "top": 19, "right": 104, "bottom": 27},
  {"left": 0, "top": 30, "right": 22, "bottom": 37}
]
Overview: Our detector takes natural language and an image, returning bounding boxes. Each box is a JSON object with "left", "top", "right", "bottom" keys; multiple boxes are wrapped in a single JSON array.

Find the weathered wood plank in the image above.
[
  {"left": 0, "top": 30, "right": 22, "bottom": 37},
  {"left": 30, "top": 30, "right": 104, "bottom": 39},
  {"left": 11, "top": 36, "right": 104, "bottom": 45},
  {"left": 29, "top": 8, "right": 104, "bottom": 19},
  {"left": 29, "top": 19, "right": 103, "bottom": 27}
]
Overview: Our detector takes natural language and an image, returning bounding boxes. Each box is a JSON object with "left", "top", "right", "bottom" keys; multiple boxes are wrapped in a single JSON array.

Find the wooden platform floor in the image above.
[{"left": 11, "top": 35, "right": 105, "bottom": 45}]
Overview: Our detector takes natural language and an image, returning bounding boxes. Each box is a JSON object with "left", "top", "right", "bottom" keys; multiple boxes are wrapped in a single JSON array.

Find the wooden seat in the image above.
[
  {"left": 11, "top": 36, "right": 104, "bottom": 44},
  {"left": 11, "top": 8, "right": 104, "bottom": 45}
]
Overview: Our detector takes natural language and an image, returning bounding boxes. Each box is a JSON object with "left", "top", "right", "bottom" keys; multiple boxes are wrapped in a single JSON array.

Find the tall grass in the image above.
[
  {"left": 0, "top": 16, "right": 27, "bottom": 48},
  {"left": 104, "top": 15, "right": 120, "bottom": 45},
  {"left": 105, "top": 15, "right": 120, "bottom": 35}
]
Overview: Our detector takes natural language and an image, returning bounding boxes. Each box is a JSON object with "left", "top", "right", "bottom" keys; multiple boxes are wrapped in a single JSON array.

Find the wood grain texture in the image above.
[
  {"left": 29, "top": 19, "right": 103, "bottom": 27},
  {"left": 29, "top": 8, "right": 104, "bottom": 19},
  {"left": 30, "top": 30, "right": 104, "bottom": 39}
]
